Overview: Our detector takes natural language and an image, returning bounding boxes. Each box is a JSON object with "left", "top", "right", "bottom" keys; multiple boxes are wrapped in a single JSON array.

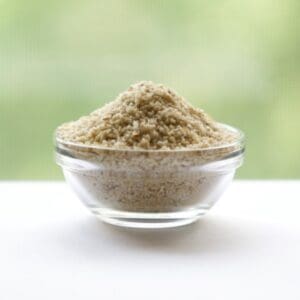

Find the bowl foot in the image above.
[{"left": 90, "top": 208, "right": 207, "bottom": 229}]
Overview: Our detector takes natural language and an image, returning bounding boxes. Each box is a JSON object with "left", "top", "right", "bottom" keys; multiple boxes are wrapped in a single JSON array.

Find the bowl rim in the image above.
[{"left": 55, "top": 123, "right": 245, "bottom": 154}]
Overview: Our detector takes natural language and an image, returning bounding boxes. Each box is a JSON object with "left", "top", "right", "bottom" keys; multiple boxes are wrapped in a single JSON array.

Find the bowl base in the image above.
[{"left": 90, "top": 207, "right": 207, "bottom": 229}]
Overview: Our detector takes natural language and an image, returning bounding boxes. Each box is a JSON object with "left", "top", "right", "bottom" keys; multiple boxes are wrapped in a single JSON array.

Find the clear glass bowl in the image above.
[{"left": 55, "top": 124, "right": 245, "bottom": 229}]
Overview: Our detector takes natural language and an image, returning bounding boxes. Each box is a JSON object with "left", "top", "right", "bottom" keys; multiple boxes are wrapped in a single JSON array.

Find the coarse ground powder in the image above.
[
  {"left": 56, "top": 81, "right": 243, "bottom": 213},
  {"left": 57, "top": 81, "right": 236, "bottom": 150}
]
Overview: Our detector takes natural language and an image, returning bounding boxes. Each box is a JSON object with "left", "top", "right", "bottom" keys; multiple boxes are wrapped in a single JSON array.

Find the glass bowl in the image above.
[{"left": 55, "top": 124, "right": 245, "bottom": 229}]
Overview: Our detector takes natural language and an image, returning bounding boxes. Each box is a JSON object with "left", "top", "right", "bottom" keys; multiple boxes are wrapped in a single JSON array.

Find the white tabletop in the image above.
[{"left": 0, "top": 181, "right": 299, "bottom": 300}]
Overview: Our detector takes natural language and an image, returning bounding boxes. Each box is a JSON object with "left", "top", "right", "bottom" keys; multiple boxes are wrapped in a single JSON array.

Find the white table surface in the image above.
[{"left": 0, "top": 181, "right": 299, "bottom": 300}]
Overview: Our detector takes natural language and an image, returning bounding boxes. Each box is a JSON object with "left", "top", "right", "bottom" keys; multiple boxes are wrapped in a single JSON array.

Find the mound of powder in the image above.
[{"left": 57, "top": 81, "right": 236, "bottom": 149}]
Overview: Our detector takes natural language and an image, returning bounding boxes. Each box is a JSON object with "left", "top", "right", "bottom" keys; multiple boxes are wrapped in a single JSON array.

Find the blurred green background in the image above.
[{"left": 1, "top": 0, "right": 299, "bottom": 179}]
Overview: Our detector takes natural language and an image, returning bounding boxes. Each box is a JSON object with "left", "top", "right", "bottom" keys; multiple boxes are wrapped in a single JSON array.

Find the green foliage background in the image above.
[{"left": 1, "top": 0, "right": 300, "bottom": 179}]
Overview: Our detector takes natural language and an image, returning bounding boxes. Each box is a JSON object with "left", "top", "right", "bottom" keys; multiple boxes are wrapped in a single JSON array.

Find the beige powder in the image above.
[
  {"left": 57, "top": 81, "right": 236, "bottom": 150},
  {"left": 56, "top": 81, "right": 243, "bottom": 215}
]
